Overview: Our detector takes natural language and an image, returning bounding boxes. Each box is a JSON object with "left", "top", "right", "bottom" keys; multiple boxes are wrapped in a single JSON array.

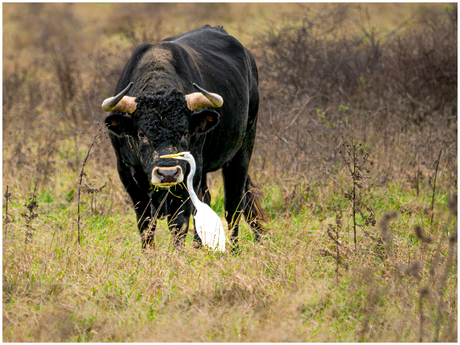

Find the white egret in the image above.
[{"left": 160, "top": 151, "right": 226, "bottom": 252}]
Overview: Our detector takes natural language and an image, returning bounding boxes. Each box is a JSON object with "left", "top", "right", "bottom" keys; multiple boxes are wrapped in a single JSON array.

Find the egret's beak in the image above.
[
  {"left": 160, "top": 153, "right": 182, "bottom": 159},
  {"left": 160, "top": 152, "right": 188, "bottom": 159}
]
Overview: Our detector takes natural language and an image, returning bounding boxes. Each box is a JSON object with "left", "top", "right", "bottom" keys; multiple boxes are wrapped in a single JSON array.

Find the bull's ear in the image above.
[
  {"left": 105, "top": 114, "right": 135, "bottom": 137},
  {"left": 190, "top": 109, "right": 220, "bottom": 134}
]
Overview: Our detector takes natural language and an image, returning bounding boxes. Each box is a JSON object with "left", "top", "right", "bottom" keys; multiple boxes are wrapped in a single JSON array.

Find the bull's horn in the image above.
[
  {"left": 101, "top": 82, "right": 137, "bottom": 114},
  {"left": 185, "top": 83, "right": 223, "bottom": 111}
]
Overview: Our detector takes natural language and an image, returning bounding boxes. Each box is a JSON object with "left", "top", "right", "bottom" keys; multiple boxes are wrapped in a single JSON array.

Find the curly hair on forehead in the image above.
[
  {"left": 134, "top": 88, "right": 189, "bottom": 116},
  {"left": 133, "top": 88, "right": 190, "bottom": 145}
]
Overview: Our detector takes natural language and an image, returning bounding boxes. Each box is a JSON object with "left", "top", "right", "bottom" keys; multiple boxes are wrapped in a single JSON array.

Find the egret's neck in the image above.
[{"left": 187, "top": 157, "right": 202, "bottom": 207}]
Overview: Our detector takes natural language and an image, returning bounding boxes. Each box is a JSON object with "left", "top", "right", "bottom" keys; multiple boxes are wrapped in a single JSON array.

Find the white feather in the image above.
[
  {"left": 194, "top": 203, "right": 226, "bottom": 252},
  {"left": 160, "top": 151, "right": 226, "bottom": 252}
]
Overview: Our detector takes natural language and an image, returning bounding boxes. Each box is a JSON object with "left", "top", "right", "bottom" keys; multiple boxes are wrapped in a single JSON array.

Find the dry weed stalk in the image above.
[
  {"left": 430, "top": 141, "right": 445, "bottom": 226},
  {"left": 413, "top": 225, "right": 433, "bottom": 244},
  {"left": 21, "top": 186, "right": 38, "bottom": 244},
  {"left": 418, "top": 286, "right": 430, "bottom": 342},
  {"left": 326, "top": 211, "right": 347, "bottom": 283},
  {"left": 81, "top": 172, "right": 106, "bottom": 215},
  {"left": 357, "top": 268, "right": 389, "bottom": 342},
  {"left": 4, "top": 185, "right": 12, "bottom": 236},
  {"left": 77, "top": 126, "right": 102, "bottom": 245},
  {"left": 433, "top": 194, "right": 457, "bottom": 342},
  {"left": 447, "top": 193, "right": 457, "bottom": 219},
  {"left": 377, "top": 211, "right": 398, "bottom": 258},
  {"left": 340, "top": 142, "right": 375, "bottom": 249},
  {"left": 395, "top": 256, "right": 425, "bottom": 342}
]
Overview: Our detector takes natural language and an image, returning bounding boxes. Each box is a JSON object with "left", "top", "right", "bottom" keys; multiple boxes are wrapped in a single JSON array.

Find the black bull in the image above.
[{"left": 103, "top": 25, "right": 264, "bottom": 250}]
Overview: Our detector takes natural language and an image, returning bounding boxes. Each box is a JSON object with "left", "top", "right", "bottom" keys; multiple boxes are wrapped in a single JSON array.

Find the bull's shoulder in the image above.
[
  {"left": 212, "top": 25, "right": 227, "bottom": 34},
  {"left": 161, "top": 25, "right": 228, "bottom": 42},
  {"left": 162, "top": 25, "right": 243, "bottom": 56},
  {"left": 114, "top": 44, "right": 154, "bottom": 93}
]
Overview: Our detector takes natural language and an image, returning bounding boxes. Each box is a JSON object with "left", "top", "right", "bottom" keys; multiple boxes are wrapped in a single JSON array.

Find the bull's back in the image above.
[{"left": 165, "top": 26, "right": 258, "bottom": 171}]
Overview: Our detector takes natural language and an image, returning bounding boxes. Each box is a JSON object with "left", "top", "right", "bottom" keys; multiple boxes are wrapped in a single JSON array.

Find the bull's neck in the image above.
[
  {"left": 133, "top": 46, "right": 185, "bottom": 94},
  {"left": 186, "top": 158, "right": 201, "bottom": 208}
]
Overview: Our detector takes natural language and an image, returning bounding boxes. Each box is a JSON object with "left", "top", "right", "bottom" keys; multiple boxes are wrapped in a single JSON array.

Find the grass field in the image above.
[{"left": 3, "top": 3, "right": 457, "bottom": 342}]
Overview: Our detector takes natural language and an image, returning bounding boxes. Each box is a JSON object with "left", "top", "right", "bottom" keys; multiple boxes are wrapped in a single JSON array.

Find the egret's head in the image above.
[
  {"left": 160, "top": 151, "right": 195, "bottom": 167},
  {"left": 157, "top": 152, "right": 195, "bottom": 189}
]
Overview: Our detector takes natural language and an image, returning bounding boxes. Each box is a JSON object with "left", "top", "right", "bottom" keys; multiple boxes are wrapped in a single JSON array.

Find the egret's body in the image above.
[{"left": 160, "top": 152, "right": 226, "bottom": 252}]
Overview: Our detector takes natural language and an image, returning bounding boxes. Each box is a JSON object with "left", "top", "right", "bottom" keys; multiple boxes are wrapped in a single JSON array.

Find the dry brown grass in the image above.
[{"left": 3, "top": 3, "right": 457, "bottom": 342}]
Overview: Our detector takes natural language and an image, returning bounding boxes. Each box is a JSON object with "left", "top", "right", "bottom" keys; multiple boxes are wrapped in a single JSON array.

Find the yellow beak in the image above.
[{"left": 160, "top": 153, "right": 181, "bottom": 158}]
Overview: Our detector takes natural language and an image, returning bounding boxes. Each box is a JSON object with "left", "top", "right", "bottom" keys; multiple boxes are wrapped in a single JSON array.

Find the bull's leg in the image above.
[
  {"left": 167, "top": 197, "right": 193, "bottom": 249},
  {"left": 133, "top": 197, "right": 158, "bottom": 250},
  {"left": 242, "top": 176, "right": 266, "bottom": 242},
  {"left": 222, "top": 100, "right": 264, "bottom": 248},
  {"left": 140, "top": 214, "right": 156, "bottom": 250},
  {"left": 222, "top": 171, "right": 265, "bottom": 246},
  {"left": 238, "top": 93, "right": 266, "bottom": 242},
  {"left": 222, "top": 159, "right": 250, "bottom": 251},
  {"left": 116, "top": 159, "right": 156, "bottom": 249}
]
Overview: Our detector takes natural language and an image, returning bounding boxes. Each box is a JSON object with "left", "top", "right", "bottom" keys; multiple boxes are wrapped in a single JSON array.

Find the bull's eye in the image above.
[
  {"left": 138, "top": 131, "right": 149, "bottom": 140},
  {"left": 138, "top": 130, "right": 149, "bottom": 144},
  {"left": 180, "top": 131, "right": 189, "bottom": 149}
]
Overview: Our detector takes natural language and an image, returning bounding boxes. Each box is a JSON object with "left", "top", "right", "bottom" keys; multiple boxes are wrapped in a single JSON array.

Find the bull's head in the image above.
[{"left": 102, "top": 83, "right": 223, "bottom": 189}]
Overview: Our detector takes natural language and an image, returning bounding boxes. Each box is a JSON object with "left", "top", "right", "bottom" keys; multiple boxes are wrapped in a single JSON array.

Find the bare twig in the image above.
[
  {"left": 4, "top": 185, "right": 12, "bottom": 236},
  {"left": 430, "top": 141, "right": 445, "bottom": 226},
  {"left": 77, "top": 127, "right": 102, "bottom": 245},
  {"left": 433, "top": 204, "right": 457, "bottom": 341},
  {"left": 340, "top": 141, "right": 374, "bottom": 249},
  {"left": 22, "top": 185, "right": 38, "bottom": 244},
  {"left": 418, "top": 286, "right": 429, "bottom": 342},
  {"left": 378, "top": 211, "right": 398, "bottom": 258}
]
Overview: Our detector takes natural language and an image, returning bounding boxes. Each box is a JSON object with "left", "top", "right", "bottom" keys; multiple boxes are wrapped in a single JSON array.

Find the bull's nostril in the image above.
[{"left": 154, "top": 167, "right": 181, "bottom": 184}]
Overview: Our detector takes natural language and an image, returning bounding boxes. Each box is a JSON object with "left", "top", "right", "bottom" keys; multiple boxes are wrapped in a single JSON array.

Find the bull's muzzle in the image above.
[{"left": 151, "top": 166, "right": 184, "bottom": 187}]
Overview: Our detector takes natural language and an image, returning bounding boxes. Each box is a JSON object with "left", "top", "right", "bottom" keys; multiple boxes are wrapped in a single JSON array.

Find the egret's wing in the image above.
[
  {"left": 209, "top": 216, "right": 226, "bottom": 252},
  {"left": 216, "top": 220, "right": 226, "bottom": 252},
  {"left": 194, "top": 204, "right": 226, "bottom": 252}
]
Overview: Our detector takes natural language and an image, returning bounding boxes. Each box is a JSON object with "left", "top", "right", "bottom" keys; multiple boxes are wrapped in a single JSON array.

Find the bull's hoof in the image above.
[
  {"left": 173, "top": 245, "right": 185, "bottom": 255},
  {"left": 142, "top": 246, "right": 155, "bottom": 257},
  {"left": 230, "top": 244, "right": 242, "bottom": 256},
  {"left": 192, "top": 241, "right": 202, "bottom": 249}
]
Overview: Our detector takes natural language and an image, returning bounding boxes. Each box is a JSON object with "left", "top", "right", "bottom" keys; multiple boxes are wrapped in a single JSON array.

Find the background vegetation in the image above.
[{"left": 3, "top": 3, "right": 457, "bottom": 342}]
